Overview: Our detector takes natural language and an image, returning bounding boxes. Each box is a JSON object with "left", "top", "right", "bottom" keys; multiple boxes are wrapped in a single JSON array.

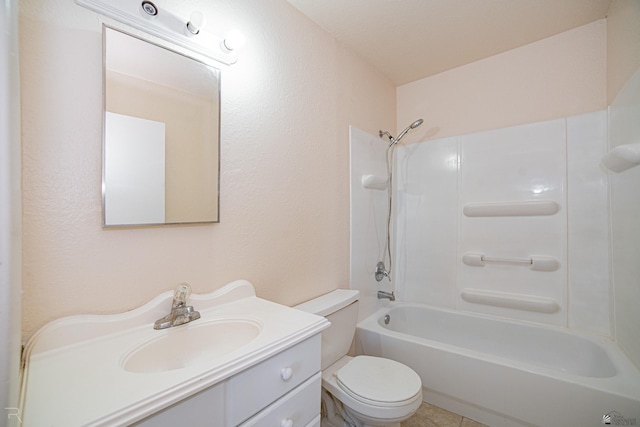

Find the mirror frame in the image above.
[{"left": 102, "top": 25, "right": 221, "bottom": 228}]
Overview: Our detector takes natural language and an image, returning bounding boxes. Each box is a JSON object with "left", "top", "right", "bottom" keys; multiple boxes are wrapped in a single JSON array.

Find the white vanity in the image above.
[{"left": 19, "top": 280, "right": 329, "bottom": 426}]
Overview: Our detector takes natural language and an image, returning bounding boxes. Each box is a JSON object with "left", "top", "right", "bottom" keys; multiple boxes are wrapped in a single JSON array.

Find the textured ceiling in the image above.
[{"left": 287, "top": 0, "right": 612, "bottom": 85}]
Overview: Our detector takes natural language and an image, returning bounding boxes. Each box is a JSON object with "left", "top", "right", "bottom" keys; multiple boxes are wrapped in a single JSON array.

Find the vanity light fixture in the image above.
[{"left": 75, "top": 0, "right": 244, "bottom": 65}]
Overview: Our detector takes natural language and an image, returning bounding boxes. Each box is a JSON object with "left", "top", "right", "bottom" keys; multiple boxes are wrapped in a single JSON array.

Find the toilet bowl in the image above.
[
  {"left": 295, "top": 290, "right": 422, "bottom": 427},
  {"left": 322, "top": 355, "right": 422, "bottom": 426}
]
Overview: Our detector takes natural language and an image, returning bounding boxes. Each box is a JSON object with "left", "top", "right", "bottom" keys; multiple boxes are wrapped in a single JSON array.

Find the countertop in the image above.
[{"left": 19, "top": 280, "right": 329, "bottom": 426}]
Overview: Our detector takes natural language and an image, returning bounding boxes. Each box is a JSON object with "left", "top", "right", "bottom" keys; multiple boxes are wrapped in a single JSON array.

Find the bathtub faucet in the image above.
[
  {"left": 154, "top": 283, "right": 201, "bottom": 330},
  {"left": 377, "top": 290, "right": 395, "bottom": 301}
]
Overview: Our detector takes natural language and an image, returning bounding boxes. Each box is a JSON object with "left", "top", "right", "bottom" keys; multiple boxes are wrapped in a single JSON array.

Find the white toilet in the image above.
[{"left": 295, "top": 290, "right": 422, "bottom": 427}]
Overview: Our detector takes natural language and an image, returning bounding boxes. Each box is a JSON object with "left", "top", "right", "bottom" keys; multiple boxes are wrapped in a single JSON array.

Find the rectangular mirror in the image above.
[{"left": 103, "top": 26, "right": 220, "bottom": 227}]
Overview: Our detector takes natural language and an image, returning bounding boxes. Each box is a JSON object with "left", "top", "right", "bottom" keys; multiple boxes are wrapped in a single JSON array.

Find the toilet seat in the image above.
[{"left": 336, "top": 356, "right": 422, "bottom": 406}]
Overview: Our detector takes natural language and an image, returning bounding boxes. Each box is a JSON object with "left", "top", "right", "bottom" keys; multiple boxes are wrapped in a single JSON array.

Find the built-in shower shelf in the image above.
[
  {"left": 463, "top": 200, "right": 560, "bottom": 217},
  {"left": 601, "top": 142, "right": 640, "bottom": 173},
  {"left": 461, "top": 288, "right": 560, "bottom": 313},
  {"left": 361, "top": 174, "right": 388, "bottom": 190}
]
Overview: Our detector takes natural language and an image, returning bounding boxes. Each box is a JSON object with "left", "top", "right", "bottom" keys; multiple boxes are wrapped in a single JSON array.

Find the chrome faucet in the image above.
[
  {"left": 154, "top": 283, "right": 201, "bottom": 330},
  {"left": 375, "top": 261, "right": 391, "bottom": 282},
  {"left": 377, "top": 290, "right": 395, "bottom": 301}
]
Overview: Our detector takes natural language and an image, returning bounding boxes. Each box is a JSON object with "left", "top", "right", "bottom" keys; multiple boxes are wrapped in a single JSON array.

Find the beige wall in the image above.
[
  {"left": 607, "top": 0, "right": 640, "bottom": 103},
  {"left": 20, "top": 0, "right": 396, "bottom": 339},
  {"left": 397, "top": 20, "right": 607, "bottom": 141}
]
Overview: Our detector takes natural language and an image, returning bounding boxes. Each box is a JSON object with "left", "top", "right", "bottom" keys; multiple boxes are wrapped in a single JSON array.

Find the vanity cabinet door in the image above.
[
  {"left": 238, "top": 373, "right": 321, "bottom": 427},
  {"left": 131, "top": 382, "right": 224, "bottom": 427}
]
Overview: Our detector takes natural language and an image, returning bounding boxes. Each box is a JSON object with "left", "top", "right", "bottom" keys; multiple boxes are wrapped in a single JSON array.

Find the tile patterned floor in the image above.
[{"left": 401, "top": 402, "right": 488, "bottom": 427}]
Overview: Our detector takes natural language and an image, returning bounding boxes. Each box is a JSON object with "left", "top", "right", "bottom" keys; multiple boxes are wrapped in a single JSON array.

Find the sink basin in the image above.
[{"left": 122, "top": 319, "right": 261, "bottom": 373}]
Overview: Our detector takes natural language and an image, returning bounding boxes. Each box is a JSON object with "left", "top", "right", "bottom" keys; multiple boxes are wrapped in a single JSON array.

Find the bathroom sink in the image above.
[{"left": 122, "top": 319, "right": 261, "bottom": 373}]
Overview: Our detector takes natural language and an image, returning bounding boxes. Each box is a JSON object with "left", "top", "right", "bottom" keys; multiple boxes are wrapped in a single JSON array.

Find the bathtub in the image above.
[{"left": 356, "top": 304, "right": 640, "bottom": 427}]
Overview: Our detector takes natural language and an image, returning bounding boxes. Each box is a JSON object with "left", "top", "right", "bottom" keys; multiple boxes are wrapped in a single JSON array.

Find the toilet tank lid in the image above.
[{"left": 294, "top": 289, "right": 359, "bottom": 316}]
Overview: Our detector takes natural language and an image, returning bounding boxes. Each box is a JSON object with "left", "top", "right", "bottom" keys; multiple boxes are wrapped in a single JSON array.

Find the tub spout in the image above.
[{"left": 377, "top": 290, "right": 395, "bottom": 301}]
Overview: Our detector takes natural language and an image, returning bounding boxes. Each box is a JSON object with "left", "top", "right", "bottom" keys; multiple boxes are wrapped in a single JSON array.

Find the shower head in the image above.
[
  {"left": 409, "top": 119, "right": 424, "bottom": 129},
  {"left": 389, "top": 118, "right": 424, "bottom": 147},
  {"left": 379, "top": 119, "right": 424, "bottom": 147}
]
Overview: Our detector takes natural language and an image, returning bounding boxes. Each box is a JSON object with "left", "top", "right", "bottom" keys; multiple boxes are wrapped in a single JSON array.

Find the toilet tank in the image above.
[{"left": 295, "top": 289, "right": 359, "bottom": 370}]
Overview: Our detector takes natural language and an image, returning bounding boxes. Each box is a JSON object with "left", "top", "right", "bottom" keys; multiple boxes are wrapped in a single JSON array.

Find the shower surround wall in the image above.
[
  {"left": 393, "top": 111, "right": 610, "bottom": 335},
  {"left": 608, "top": 66, "right": 640, "bottom": 369},
  {"left": 349, "top": 110, "right": 610, "bottom": 337}
]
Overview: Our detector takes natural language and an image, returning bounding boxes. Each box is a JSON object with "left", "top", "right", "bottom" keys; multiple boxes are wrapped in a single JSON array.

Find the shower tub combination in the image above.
[{"left": 356, "top": 303, "right": 640, "bottom": 427}]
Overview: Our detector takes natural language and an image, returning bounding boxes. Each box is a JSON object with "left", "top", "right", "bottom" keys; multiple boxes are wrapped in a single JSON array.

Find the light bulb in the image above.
[
  {"left": 186, "top": 11, "right": 206, "bottom": 35},
  {"left": 222, "top": 30, "right": 246, "bottom": 51}
]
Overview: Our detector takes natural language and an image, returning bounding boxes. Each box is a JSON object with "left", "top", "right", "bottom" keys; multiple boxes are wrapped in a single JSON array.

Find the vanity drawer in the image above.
[
  {"left": 238, "top": 372, "right": 321, "bottom": 427},
  {"left": 226, "top": 335, "right": 321, "bottom": 426},
  {"left": 131, "top": 382, "right": 224, "bottom": 427}
]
